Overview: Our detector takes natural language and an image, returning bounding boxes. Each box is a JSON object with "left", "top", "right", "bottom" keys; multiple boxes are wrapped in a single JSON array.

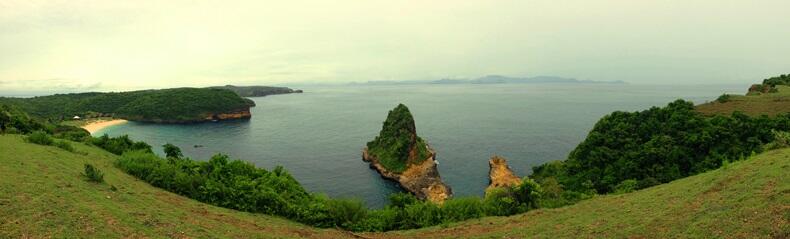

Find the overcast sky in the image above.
[{"left": 1, "top": 0, "right": 789, "bottom": 92}]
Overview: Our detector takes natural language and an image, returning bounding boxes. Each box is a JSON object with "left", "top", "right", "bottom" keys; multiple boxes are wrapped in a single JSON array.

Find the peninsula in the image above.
[{"left": 0, "top": 88, "right": 253, "bottom": 123}]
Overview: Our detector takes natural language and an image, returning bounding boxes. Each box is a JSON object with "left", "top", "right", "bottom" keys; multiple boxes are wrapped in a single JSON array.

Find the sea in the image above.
[{"left": 96, "top": 83, "right": 747, "bottom": 207}]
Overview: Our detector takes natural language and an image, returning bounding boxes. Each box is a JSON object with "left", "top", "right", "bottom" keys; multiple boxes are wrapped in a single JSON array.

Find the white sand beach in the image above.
[{"left": 81, "top": 119, "right": 128, "bottom": 134}]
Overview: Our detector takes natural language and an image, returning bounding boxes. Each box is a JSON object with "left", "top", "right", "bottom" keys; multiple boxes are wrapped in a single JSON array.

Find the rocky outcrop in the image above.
[
  {"left": 363, "top": 104, "right": 452, "bottom": 203},
  {"left": 204, "top": 109, "right": 252, "bottom": 121},
  {"left": 486, "top": 156, "right": 522, "bottom": 194},
  {"left": 363, "top": 146, "right": 451, "bottom": 203}
]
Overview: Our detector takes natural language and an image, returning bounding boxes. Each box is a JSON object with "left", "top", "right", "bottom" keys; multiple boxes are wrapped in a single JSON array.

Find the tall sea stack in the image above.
[{"left": 362, "top": 104, "right": 452, "bottom": 203}]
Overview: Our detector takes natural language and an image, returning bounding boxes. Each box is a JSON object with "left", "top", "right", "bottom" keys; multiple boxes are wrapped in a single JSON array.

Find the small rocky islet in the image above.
[{"left": 362, "top": 103, "right": 524, "bottom": 203}]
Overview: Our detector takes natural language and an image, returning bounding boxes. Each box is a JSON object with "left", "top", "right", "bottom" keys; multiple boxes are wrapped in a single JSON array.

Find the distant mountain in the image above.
[
  {"left": 209, "top": 85, "right": 303, "bottom": 97},
  {"left": 352, "top": 75, "right": 625, "bottom": 85}
]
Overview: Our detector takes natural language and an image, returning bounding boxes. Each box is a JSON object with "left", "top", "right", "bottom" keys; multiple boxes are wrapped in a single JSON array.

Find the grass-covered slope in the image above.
[
  {"left": 0, "top": 134, "right": 348, "bottom": 238},
  {"left": 384, "top": 148, "right": 789, "bottom": 238},
  {"left": 696, "top": 85, "right": 790, "bottom": 117},
  {"left": 1, "top": 133, "right": 786, "bottom": 238},
  {"left": 0, "top": 88, "right": 252, "bottom": 123}
]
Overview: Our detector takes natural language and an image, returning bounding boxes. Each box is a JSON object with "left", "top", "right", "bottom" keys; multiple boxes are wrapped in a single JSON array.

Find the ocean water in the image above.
[{"left": 97, "top": 83, "right": 746, "bottom": 207}]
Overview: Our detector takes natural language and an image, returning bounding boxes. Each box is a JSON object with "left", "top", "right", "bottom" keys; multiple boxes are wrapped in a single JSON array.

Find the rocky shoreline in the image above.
[
  {"left": 486, "top": 156, "right": 522, "bottom": 194},
  {"left": 362, "top": 146, "right": 452, "bottom": 204}
]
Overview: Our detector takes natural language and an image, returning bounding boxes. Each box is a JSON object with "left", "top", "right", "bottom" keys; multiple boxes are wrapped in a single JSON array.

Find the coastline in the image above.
[{"left": 81, "top": 119, "right": 128, "bottom": 135}]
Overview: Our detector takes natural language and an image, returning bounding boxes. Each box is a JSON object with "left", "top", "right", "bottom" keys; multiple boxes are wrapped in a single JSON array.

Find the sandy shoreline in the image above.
[{"left": 81, "top": 119, "right": 128, "bottom": 134}]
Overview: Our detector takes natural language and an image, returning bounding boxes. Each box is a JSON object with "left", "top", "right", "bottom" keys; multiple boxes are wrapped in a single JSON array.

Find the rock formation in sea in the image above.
[
  {"left": 486, "top": 155, "right": 522, "bottom": 194},
  {"left": 362, "top": 104, "right": 452, "bottom": 203}
]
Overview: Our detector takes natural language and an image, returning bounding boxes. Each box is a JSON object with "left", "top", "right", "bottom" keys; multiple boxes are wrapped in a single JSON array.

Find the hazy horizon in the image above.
[{"left": 2, "top": 1, "right": 789, "bottom": 93}]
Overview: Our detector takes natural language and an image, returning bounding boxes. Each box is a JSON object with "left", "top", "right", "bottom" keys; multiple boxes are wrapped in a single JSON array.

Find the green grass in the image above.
[
  {"left": 1, "top": 134, "right": 787, "bottom": 238},
  {"left": 0, "top": 134, "right": 348, "bottom": 238},
  {"left": 384, "top": 149, "right": 789, "bottom": 238},
  {"left": 697, "top": 85, "right": 790, "bottom": 117}
]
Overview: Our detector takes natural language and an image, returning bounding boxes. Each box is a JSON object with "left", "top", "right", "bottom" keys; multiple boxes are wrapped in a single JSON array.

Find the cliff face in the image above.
[
  {"left": 363, "top": 104, "right": 452, "bottom": 203},
  {"left": 363, "top": 147, "right": 451, "bottom": 203},
  {"left": 204, "top": 109, "right": 252, "bottom": 121},
  {"left": 486, "top": 156, "right": 522, "bottom": 194}
]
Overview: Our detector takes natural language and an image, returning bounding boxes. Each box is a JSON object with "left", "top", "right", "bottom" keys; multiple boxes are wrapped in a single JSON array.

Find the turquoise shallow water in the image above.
[{"left": 97, "top": 83, "right": 746, "bottom": 207}]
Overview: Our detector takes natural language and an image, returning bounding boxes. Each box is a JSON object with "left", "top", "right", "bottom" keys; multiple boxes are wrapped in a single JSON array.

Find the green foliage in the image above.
[
  {"left": 113, "top": 149, "right": 544, "bottom": 232},
  {"left": 54, "top": 140, "right": 75, "bottom": 152},
  {"left": 762, "top": 74, "right": 790, "bottom": 87},
  {"left": 764, "top": 130, "right": 790, "bottom": 150},
  {"left": 366, "top": 104, "right": 431, "bottom": 173},
  {"left": 613, "top": 179, "right": 638, "bottom": 194},
  {"left": 83, "top": 164, "right": 104, "bottom": 183},
  {"left": 532, "top": 100, "right": 790, "bottom": 194},
  {"left": 25, "top": 131, "right": 53, "bottom": 146},
  {"left": 162, "top": 143, "right": 183, "bottom": 158},
  {"left": 0, "top": 88, "right": 250, "bottom": 123},
  {"left": 89, "top": 134, "right": 152, "bottom": 155},
  {"left": 0, "top": 104, "right": 52, "bottom": 134},
  {"left": 716, "top": 94, "right": 731, "bottom": 103},
  {"left": 326, "top": 199, "right": 367, "bottom": 228}
]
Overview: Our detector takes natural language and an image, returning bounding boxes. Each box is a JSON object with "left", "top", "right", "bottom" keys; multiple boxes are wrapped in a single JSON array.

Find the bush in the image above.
[
  {"left": 163, "top": 143, "right": 183, "bottom": 158},
  {"left": 25, "top": 131, "right": 53, "bottom": 145},
  {"left": 716, "top": 94, "right": 731, "bottom": 103},
  {"left": 764, "top": 130, "right": 790, "bottom": 150},
  {"left": 613, "top": 179, "right": 638, "bottom": 194},
  {"left": 84, "top": 164, "right": 104, "bottom": 183},
  {"left": 54, "top": 140, "right": 75, "bottom": 152},
  {"left": 326, "top": 199, "right": 367, "bottom": 228},
  {"left": 90, "top": 134, "right": 152, "bottom": 155}
]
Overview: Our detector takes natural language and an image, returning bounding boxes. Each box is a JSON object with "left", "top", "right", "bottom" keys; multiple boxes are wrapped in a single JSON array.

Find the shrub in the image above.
[
  {"left": 440, "top": 197, "right": 484, "bottom": 222},
  {"left": 764, "top": 130, "right": 790, "bottom": 150},
  {"left": 84, "top": 164, "right": 104, "bottom": 183},
  {"left": 716, "top": 94, "right": 731, "bottom": 103},
  {"left": 54, "top": 140, "right": 75, "bottom": 152},
  {"left": 326, "top": 199, "right": 367, "bottom": 228},
  {"left": 163, "top": 143, "right": 183, "bottom": 158},
  {"left": 25, "top": 131, "right": 53, "bottom": 145},
  {"left": 613, "top": 179, "right": 638, "bottom": 194}
]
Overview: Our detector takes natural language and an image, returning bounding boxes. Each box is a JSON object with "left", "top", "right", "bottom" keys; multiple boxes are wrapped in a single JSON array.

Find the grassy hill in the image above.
[
  {"left": 696, "top": 85, "right": 790, "bottom": 117},
  {"left": 1, "top": 134, "right": 786, "bottom": 238}
]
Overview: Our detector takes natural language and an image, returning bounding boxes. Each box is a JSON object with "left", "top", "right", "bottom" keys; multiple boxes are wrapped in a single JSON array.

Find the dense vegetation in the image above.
[
  {"left": 762, "top": 74, "right": 790, "bottom": 87},
  {"left": 366, "top": 104, "right": 431, "bottom": 172},
  {"left": 0, "top": 88, "right": 251, "bottom": 123},
  {"left": 532, "top": 99, "right": 790, "bottom": 195},
  {"left": 114, "top": 144, "right": 543, "bottom": 232}
]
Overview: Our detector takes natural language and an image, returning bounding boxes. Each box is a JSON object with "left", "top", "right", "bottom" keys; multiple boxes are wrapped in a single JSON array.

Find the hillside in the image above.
[
  {"left": 1, "top": 134, "right": 786, "bottom": 238},
  {"left": 0, "top": 88, "right": 253, "bottom": 123},
  {"left": 696, "top": 85, "right": 790, "bottom": 117}
]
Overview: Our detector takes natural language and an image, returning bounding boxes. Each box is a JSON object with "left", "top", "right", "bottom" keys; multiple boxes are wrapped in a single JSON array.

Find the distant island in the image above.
[
  {"left": 210, "top": 85, "right": 303, "bottom": 97},
  {"left": 351, "top": 75, "right": 626, "bottom": 85},
  {"left": 0, "top": 88, "right": 253, "bottom": 124}
]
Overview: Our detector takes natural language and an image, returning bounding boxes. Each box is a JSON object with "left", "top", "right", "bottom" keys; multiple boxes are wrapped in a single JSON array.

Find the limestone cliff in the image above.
[
  {"left": 363, "top": 147, "right": 451, "bottom": 203},
  {"left": 204, "top": 109, "right": 252, "bottom": 121},
  {"left": 363, "top": 104, "right": 452, "bottom": 203},
  {"left": 486, "top": 156, "right": 522, "bottom": 194}
]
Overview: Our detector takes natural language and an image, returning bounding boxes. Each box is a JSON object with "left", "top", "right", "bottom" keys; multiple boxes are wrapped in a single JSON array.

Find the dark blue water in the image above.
[{"left": 97, "top": 84, "right": 746, "bottom": 207}]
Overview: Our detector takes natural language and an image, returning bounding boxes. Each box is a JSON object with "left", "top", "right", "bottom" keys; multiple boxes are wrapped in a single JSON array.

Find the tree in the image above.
[{"left": 163, "top": 143, "right": 183, "bottom": 158}]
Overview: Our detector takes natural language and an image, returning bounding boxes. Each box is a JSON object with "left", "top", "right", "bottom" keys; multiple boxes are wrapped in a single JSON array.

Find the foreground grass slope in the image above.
[
  {"left": 1, "top": 134, "right": 787, "bottom": 238},
  {"left": 386, "top": 149, "right": 789, "bottom": 238},
  {"left": 0, "top": 135, "right": 348, "bottom": 238},
  {"left": 696, "top": 85, "right": 790, "bottom": 117}
]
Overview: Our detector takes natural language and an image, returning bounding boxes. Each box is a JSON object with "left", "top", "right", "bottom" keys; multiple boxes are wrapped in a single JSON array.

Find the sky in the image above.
[{"left": 1, "top": 0, "right": 789, "bottom": 93}]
